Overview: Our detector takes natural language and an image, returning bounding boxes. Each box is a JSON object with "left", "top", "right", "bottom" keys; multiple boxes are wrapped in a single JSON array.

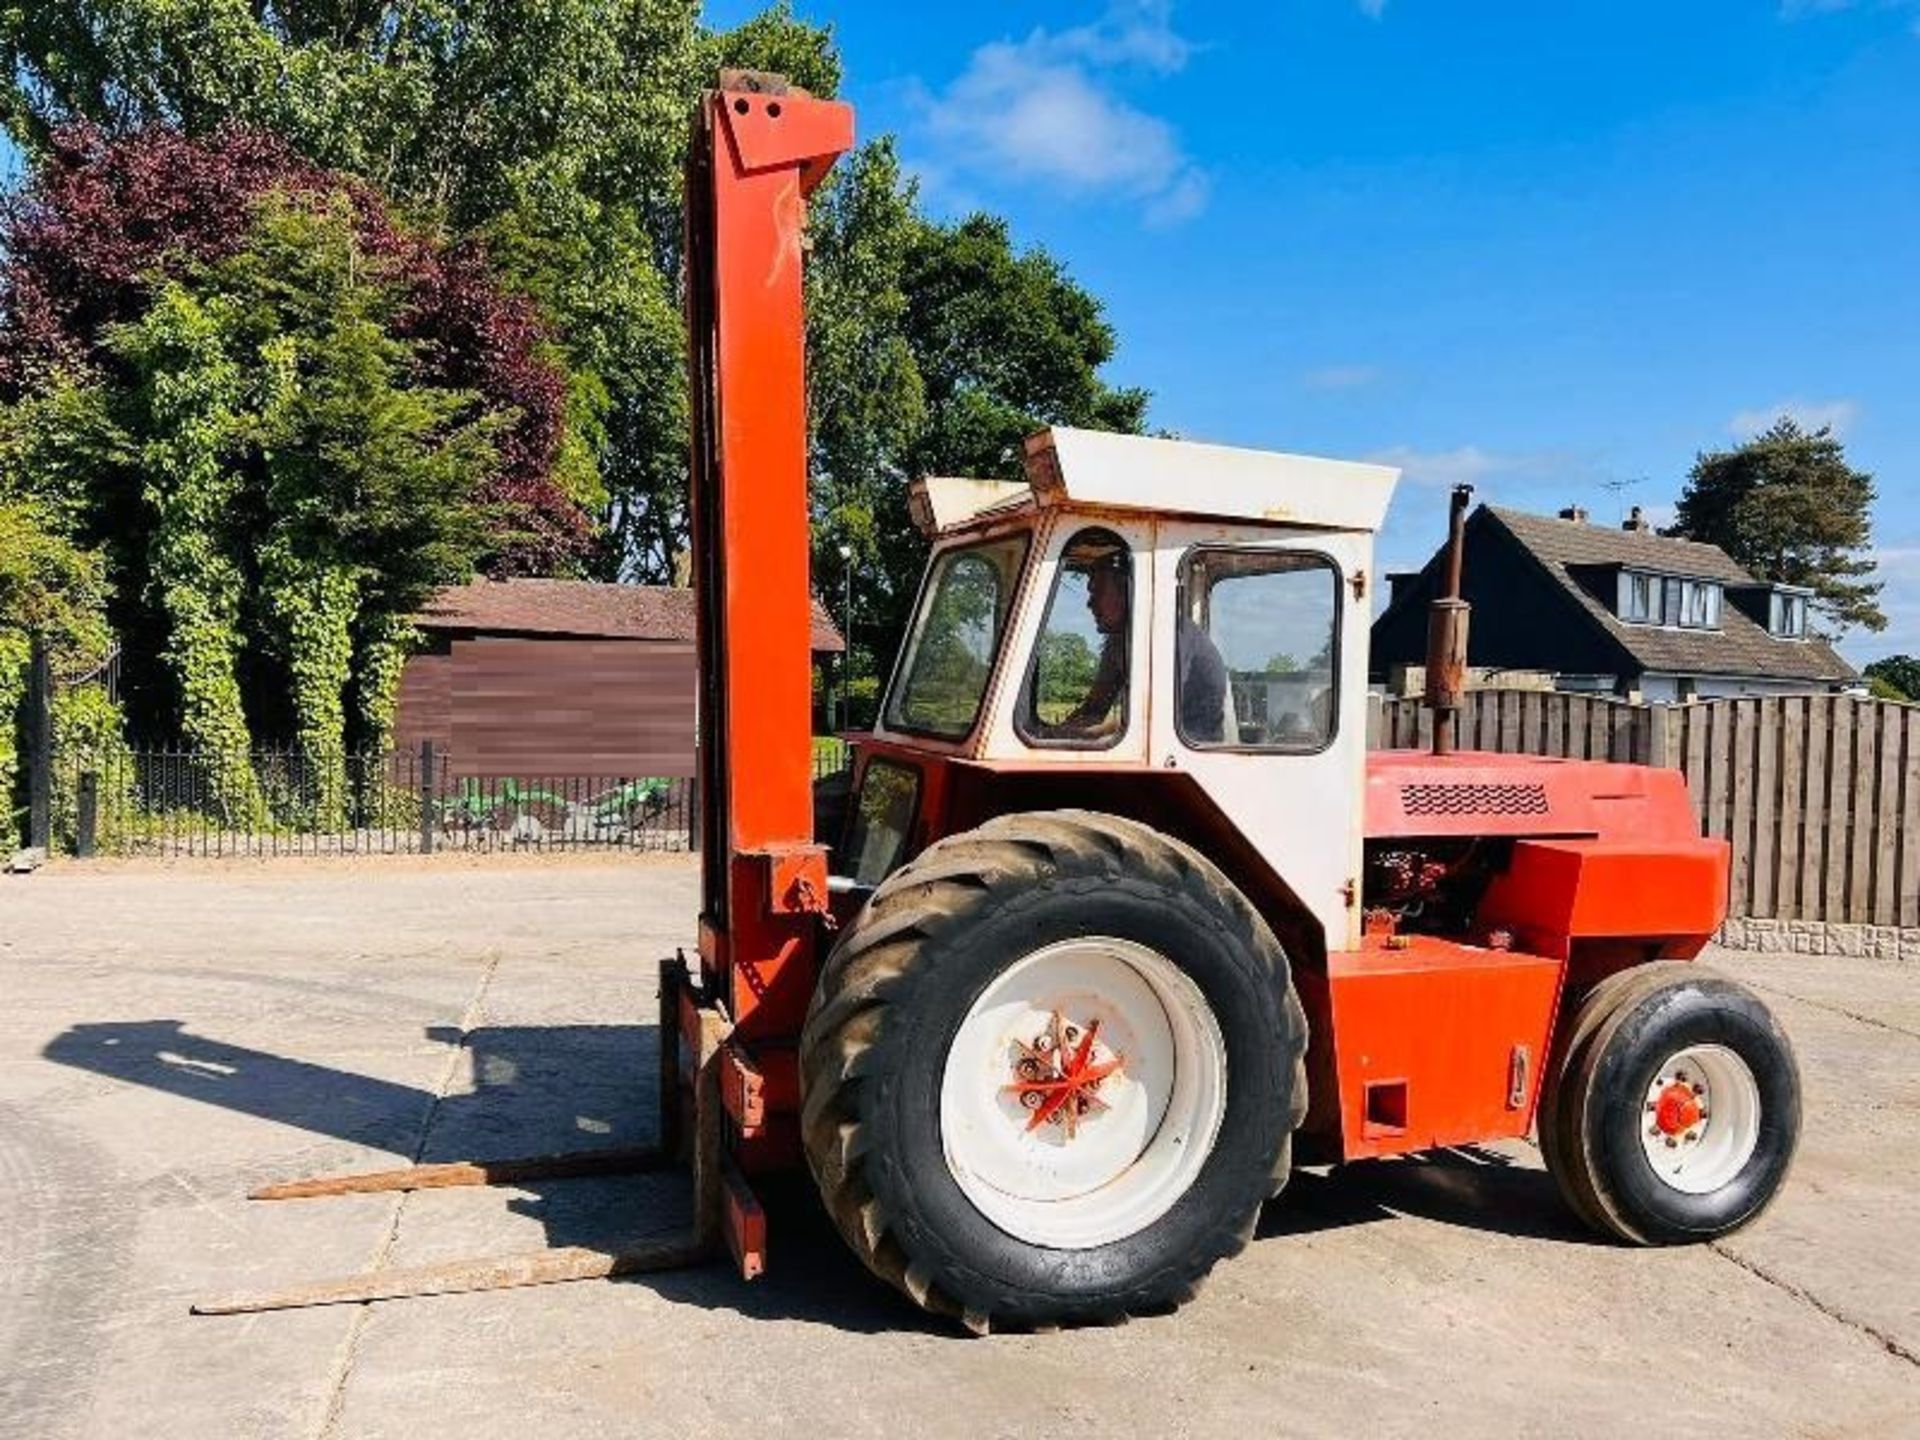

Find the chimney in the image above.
[
  {"left": 1622, "top": 505, "right": 1650, "bottom": 534},
  {"left": 1557, "top": 505, "right": 1590, "bottom": 524}
]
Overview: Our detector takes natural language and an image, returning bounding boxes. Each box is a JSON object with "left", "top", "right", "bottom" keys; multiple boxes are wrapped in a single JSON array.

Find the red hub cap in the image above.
[
  {"left": 1653, "top": 1081, "right": 1704, "bottom": 1137},
  {"left": 1004, "top": 1012, "right": 1124, "bottom": 1139}
]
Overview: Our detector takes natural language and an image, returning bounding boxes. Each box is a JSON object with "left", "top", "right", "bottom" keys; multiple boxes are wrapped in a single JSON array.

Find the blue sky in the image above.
[{"left": 711, "top": 0, "right": 1919, "bottom": 663}]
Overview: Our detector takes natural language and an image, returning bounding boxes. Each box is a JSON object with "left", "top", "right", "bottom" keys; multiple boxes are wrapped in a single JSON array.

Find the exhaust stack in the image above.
[{"left": 1425, "top": 484, "right": 1473, "bottom": 756}]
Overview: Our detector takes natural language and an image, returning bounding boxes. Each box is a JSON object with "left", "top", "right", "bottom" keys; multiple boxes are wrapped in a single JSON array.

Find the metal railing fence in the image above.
[{"left": 44, "top": 741, "right": 841, "bottom": 858}]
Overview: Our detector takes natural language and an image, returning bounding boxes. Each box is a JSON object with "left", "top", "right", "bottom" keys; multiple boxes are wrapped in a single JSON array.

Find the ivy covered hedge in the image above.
[
  {"left": 0, "top": 496, "right": 113, "bottom": 842},
  {"left": 0, "top": 127, "right": 593, "bottom": 788}
]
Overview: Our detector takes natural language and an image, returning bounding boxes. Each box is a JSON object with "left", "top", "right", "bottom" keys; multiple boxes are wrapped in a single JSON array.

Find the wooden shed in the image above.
[{"left": 393, "top": 579, "right": 844, "bottom": 778}]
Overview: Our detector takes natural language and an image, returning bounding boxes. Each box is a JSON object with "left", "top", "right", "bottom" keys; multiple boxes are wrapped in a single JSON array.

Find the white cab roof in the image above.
[
  {"left": 907, "top": 427, "right": 1400, "bottom": 538},
  {"left": 1028, "top": 427, "right": 1399, "bottom": 532}
]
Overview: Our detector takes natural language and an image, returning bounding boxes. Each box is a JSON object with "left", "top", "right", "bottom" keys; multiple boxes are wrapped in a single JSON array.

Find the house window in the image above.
[
  {"left": 1619, "top": 571, "right": 1657, "bottom": 623},
  {"left": 1771, "top": 590, "right": 1810, "bottom": 640},
  {"left": 1686, "top": 580, "right": 1722, "bottom": 629},
  {"left": 1641, "top": 575, "right": 1722, "bottom": 631}
]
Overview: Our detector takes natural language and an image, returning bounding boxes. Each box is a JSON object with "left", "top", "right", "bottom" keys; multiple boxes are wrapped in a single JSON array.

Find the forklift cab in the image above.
[{"left": 841, "top": 426, "right": 1401, "bottom": 956}]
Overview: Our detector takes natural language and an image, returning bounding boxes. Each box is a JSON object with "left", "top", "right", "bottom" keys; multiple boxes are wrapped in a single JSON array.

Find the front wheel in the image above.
[
  {"left": 799, "top": 810, "right": 1306, "bottom": 1331},
  {"left": 1541, "top": 963, "right": 1800, "bottom": 1245}
]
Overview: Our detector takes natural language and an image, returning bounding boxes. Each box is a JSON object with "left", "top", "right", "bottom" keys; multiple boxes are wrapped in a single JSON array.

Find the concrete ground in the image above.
[{"left": 1, "top": 858, "right": 1915, "bottom": 1440}]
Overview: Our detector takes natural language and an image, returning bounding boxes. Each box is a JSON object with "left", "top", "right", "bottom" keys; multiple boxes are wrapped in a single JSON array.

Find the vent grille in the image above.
[{"left": 1400, "top": 782, "right": 1550, "bottom": 817}]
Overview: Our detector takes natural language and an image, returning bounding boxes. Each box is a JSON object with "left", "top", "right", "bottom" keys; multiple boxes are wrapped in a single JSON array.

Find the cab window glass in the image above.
[
  {"left": 885, "top": 534, "right": 1029, "bottom": 740},
  {"left": 1178, "top": 550, "right": 1340, "bottom": 751},
  {"left": 846, "top": 760, "right": 919, "bottom": 885},
  {"left": 1020, "top": 528, "right": 1130, "bottom": 748}
]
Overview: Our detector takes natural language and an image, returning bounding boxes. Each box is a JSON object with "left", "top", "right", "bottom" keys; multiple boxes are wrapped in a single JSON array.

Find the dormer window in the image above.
[
  {"left": 1771, "top": 588, "right": 1811, "bottom": 640},
  {"left": 1620, "top": 570, "right": 1657, "bottom": 623},
  {"left": 1617, "top": 569, "right": 1721, "bottom": 629}
]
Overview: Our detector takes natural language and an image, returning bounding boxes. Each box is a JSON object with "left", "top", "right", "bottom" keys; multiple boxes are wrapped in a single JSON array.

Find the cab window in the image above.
[
  {"left": 845, "top": 760, "right": 920, "bottom": 885},
  {"left": 1178, "top": 550, "right": 1340, "bottom": 751},
  {"left": 1020, "top": 528, "right": 1130, "bottom": 748},
  {"left": 885, "top": 534, "right": 1029, "bottom": 740}
]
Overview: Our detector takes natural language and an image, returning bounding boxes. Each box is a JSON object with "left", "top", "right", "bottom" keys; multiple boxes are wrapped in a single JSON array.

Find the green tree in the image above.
[
  {"left": 807, "top": 193, "right": 1150, "bottom": 671},
  {"left": 1034, "top": 631, "right": 1099, "bottom": 720},
  {"left": 2, "top": 2, "right": 1154, "bottom": 685},
  {"left": 1864, "top": 655, "right": 1920, "bottom": 701},
  {"left": 1668, "top": 419, "right": 1885, "bottom": 636},
  {"left": 0, "top": 0, "right": 845, "bottom": 585},
  {"left": 97, "top": 196, "right": 501, "bottom": 809},
  {"left": 0, "top": 497, "right": 113, "bottom": 840}
]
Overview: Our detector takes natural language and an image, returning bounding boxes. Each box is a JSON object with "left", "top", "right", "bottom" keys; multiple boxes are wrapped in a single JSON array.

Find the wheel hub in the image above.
[
  {"left": 1651, "top": 1078, "right": 1706, "bottom": 1140},
  {"left": 1638, "top": 1044, "right": 1759, "bottom": 1193},
  {"left": 1004, "top": 1012, "right": 1125, "bottom": 1139}
]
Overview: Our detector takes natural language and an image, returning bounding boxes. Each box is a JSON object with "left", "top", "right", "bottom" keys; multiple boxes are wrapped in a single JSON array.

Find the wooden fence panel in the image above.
[
  {"left": 1822, "top": 698, "right": 1852, "bottom": 922},
  {"left": 1900, "top": 706, "right": 1920, "bottom": 929},
  {"left": 1795, "top": 698, "right": 1829, "bottom": 922},
  {"left": 1370, "top": 689, "right": 1916, "bottom": 927},
  {"left": 1751, "top": 699, "right": 1780, "bottom": 919},
  {"left": 1871, "top": 701, "right": 1903, "bottom": 927},
  {"left": 1775, "top": 696, "right": 1805, "bottom": 921}
]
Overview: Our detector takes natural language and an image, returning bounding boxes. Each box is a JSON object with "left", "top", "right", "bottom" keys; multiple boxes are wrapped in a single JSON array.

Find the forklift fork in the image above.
[{"left": 191, "top": 958, "right": 763, "bottom": 1316}]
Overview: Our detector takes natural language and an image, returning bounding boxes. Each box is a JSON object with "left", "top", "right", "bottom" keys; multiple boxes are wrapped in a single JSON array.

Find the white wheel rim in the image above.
[
  {"left": 1638, "top": 1044, "right": 1761, "bottom": 1194},
  {"left": 938, "top": 937, "right": 1228, "bottom": 1249}
]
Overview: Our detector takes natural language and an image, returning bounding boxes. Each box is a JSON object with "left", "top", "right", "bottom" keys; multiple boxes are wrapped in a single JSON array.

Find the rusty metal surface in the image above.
[
  {"left": 247, "top": 1146, "right": 670, "bottom": 1201},
  {"left": 1426, "top": 484, "right": 1476, "bottom": 756},
  {"left": 190, "top": 1233, "right": 710, "bottom": 1315}
]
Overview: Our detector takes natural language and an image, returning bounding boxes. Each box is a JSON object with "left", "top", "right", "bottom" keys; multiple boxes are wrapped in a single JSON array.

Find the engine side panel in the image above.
[{"left": 1298, "top": 935, "right": 1563, "bottom": 1163}]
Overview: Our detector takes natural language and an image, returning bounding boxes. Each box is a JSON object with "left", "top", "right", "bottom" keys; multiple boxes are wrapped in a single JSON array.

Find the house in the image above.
[
  {"left": 393, "top": 579, "right": 844, "bottom": 776},
  {"left": 1370, "top": 504, "right": 1857, "bottom": 702}
]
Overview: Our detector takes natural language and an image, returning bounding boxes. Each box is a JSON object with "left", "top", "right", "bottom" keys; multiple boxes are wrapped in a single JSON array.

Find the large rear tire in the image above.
[
  {"left": 799, "top": 809, "right": 1307, "bottom": 1332},
  {"left": 1541, "top": 963, "right": 1800, "bottom": 1245}
]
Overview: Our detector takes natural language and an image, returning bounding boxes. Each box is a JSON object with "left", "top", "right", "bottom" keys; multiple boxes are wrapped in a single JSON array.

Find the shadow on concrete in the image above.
[
  {"left": 40, "top": 1017, "right": 938, "bottom": 1335},
  {"left": 43, "top": 1022, "right": 1601, "bottom": 1332},
  {"left": 1259, "top": 1145, "right": 1605, "bottom": 1247}
]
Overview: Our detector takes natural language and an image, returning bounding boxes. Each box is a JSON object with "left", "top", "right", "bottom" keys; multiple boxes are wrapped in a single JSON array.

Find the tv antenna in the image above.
[{"left": 1598, "top": 475, "right": 1646, "bottom": 523}]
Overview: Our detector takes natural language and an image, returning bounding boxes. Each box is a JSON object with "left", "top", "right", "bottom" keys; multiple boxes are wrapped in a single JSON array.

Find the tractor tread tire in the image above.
[{"left": 799, "top": 809, "right": 1306, "bottom": 1332}]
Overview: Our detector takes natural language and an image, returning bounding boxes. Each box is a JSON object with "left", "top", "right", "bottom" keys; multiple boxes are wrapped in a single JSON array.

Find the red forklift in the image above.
[{"left": 211, "top": 74, "right": 1798, "bottom": 1333}]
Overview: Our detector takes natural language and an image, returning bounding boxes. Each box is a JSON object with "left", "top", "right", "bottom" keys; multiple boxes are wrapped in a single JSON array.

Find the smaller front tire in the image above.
[{"left": 1542, "top": 964, "right": 1800, "bottom": 1245}]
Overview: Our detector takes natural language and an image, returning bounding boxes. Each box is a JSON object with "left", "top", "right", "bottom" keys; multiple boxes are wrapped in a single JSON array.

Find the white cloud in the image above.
[
  {"left": 1303, "top": 363, "right": 1382, "bottom": 391},
  {"left": 1727, "top": 398, "right": 1861, "bottom": 438},
  {"left": 1364, "top": 444, "right": 1517, "bottom": 488},
  {"left": 1779, "top": 0, "right": 1920, "bottom": 27},
  {"left": 1356, "top": 0, "right": 1389, "bottom": 16},
  {"left": 1839, "top": 544, "right": 1920, "bottom": 664},
  {"left": 909, "top": 3, "right": 1208, "bottom": 224},
  {"left": 1639, "top": 500, "right": 1678, "bottom": 531}
]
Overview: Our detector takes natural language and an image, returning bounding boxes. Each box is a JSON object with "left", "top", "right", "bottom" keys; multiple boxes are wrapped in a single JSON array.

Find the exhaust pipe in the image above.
[{"left": 1425, "top": 484, "right": 1473, "bottom": 757}]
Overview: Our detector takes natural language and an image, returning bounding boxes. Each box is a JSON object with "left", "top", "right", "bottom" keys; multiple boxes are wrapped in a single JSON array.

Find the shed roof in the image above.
[
  {"left": 1483, "top": 507, "right": 1855, "bottom": 683},
  {"left": 418, "top": 579, "right": 845, "bottom": 653}
]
